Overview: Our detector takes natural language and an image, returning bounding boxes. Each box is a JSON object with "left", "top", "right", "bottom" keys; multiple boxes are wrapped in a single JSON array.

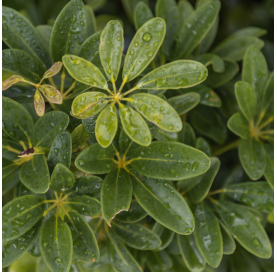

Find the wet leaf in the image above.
[
  {"left": 122, "top": 17, "right": 166, "bottom": 82},
  {"left": 3, "top": 158, "right": 19, "bottom": 179},
  {"left": 42, "top": 62, "right": 63, "bottom": 79},
  {"left": 137, "top": 60, "right": 208, "bottom": 90},
  {"left": 178, "top": 122, "right": 196, "bottom": 146},
  {"left": 215, "top": 201, "right": 272, "bottom": 258},
  {"left": 128, "top": 93, "right": 182, "bottom": 132},
  {"left": 96, "top": 104, "right": 118, "bottom": 147},
  {"left": 3, "top": 169, "right": 20, "bottom": 196},
  {"left": 50, "top": 0, "right": 86, "bottom": 62},
  {"left": 228, "top": 113, "right": 250, "bottom": 139},
  {"left": 39, "top": 216, "right": 73, "bottom": 272},
  {"left": 147, "top": 251, "right": 172, "bottom": 271},
  {"left": 79, "top": 31, "right": 102, "bottom": 61},
  {"left": 34, "top": 90, "right": 45, "bottom": 117},
  {"left": 179, "top": 0, "right": 194, "bottom": 24},
  {"left": 85, "top": 5, "right": 97, "bottom": 38},
  {"left": 75, "top": 143, "right": 115, "bottom": 174},
  {"left": 175, "top": 1, "right": 221, "bottom": 59},
  {"left": 194, "top": 53, "right": 225, "bottom": 72},
  {"left": 101, "top": 167, "right": 132, "bottom": 225},
  {"left": 231, "top": 27, "right": 267, "bottom": 38},
  {"left": 264, "top": 144, "right": 274, "bottom": 189},
  {"left": 69, "top": 176, "right": 102, "bottom": 197},
  {"left": 260, "top": 71, "right": 274, "bottom": 116},
  {"left": 39, "top": 85, "right": 63, "bottom": 104},
  {"left": 100, "top": 20, "right": 124, "bottom": 82},
  {"left": 177, "top": 234, "right": 206, "bottom": 272},
  {"left": 19, "top": 155, "right": 50, "bottom": 194},
  {"left": 134, "top": 2, "right": 153, "bottom": 30},
  {"left": 168, "top": 93, "right": 200, "bottom": 115},
  {"left": 2, "top": 75, "right": 26, "bottom": 90},
  {"left": 34, "top": 111, "right": 69, "bottom": 147},
  {"left": 152, "top": 222, "right": 175, "bottom": 251},
  {"left": 194, "top": 202, "right": 223, "bottom": 268},
  {"left": 71, "top": 124, "right": 90, "bottom": 152},
  {"left": 2, "top": 195, "right": 45, "bottom": 243},
  {"left": 131, "top": 171, "right": 194, "bottom": 234},
  {"left": 219, "top": 220, "right": 236, "bottom": 255},
  {"left": 196, "top": 137, "right": 211, "bottom": 157},
  {"left": 111, "top": 221, "right": 161, "bottom": 250},
  {"left": 37, "top": 25, "right": 52, "bottom": 51},
  {"left": 239, "top": 138, "right": 266, "bottom": 180}
]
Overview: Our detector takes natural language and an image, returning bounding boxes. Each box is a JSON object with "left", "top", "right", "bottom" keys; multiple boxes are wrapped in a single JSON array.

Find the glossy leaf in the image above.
[
  {"left": 128, "top": 93, "right": 182, "bottom": 132},
  {"left": 168, "top": 93, "right": 200, "bottom": 115},
  {"left": 2, "top": 195, "right": 45, "bottom": 243},
  {"left": 37, "top": 25, "right": 52, "bottom": 51},
  {"left": 82, "top": 114, "right": 99, "bottom": 142},
  {"left": 3, "top": 158, "right": 19, "bottom": 179},
  {"left": 194, "top": 202, "right": 223, "bottom": 268},
  {"left": 19, "top": 155, "right": 50, "bottom": 194},
  {"left": 34, "top": 111, "right": 69, "bottom": 147},
  {"left": 122, "top": 17, "right": 166, "bottom": 82},
  {"left": 232, "top": 27, "right": 267, "bottom": 38},
  {"left": 85, "top": 5, "right": 97, "bottom": 38},
  {"left": 39, "top": 85, "right": 63, "bottom": 104},
  {"left": 50, "top": 0, "right": 86, "bottom": 62},
  {"left": 212, "top": 36, "right": 264, "bottom": 61},
  {"left": 264, "top": 144, "right": 274, "bottom": 189},
  {"left": 225, "top": 182, "right": 273, "bottom": 213},
  {"left": 48, "top": 131, "right": 72, "bottom": 173},
  {"left": 174, "top": 1, "right": 221, "bottom": 59},
  {"left": 179, "top": 0, "right": 194, "bottom": 24},
  {"left": 119, "top": 103, "right": 152, "bottom": 146},
  {"left": 3, "top": 169, "right": 20, "bottom": 196},
  {"left": 194, "top": 53, "right": 225, "bottom": 73},
  {"left": 152, "top": 222, "right": 175, "bottom": 251},
  {"left": 2, "top": 7, "right": 51, "bottom": 68},
  {"left": 63, "top": 55, "right": 108, "bottom": 90},
  {"left": 261, "top": 71, "right": 274, "bottom": 115},
  {"left": 178, "top": 122, "right": 196, "bottom": 146},
  {"left": 96, "top": 104, "right": 118, "bottom": 147},
  {"left": 70, "top": 176, "right": 102, "bottom": 197},
  {"left": 215, "top": 201, "right": 272, "bottom": 258},
  {"left": 147, "top": 251, "right": 172, "bottom": 272},
  {"left": 2, "top": 75, "right": 26, "bottom": 90},
  {"left": 71, "top": 124, "right": 90, "bottom": 152},
  {"left": 131, "top": 171, "right": 194, "bottom": 234},
  {"left": 79, "top": 31, "right": 102, "bottom": 61},
  {"left": 100, "top": 20, "right": 123, "bottom": 82},
  {"left": 239, "top": 138, "right": 266, "bottom": 180},
  {"left": 111, "top": 221, "right": 161, "bottom": 250},
  {"left": 75, "top": 143, "right": 115, "bottom": 174},
  {"left": 134, "top": 2, "right": 154, "bottom": 30},
  {"left": 177, "top": 234, "right": 206, "bottom": 272},
  {"left": 167, "top": 235, "right": 181, "bottom": 255},
  {"left": 42, "top": 62, "right": 63, "bottom": 79},
  {"left": 137, "top": 60, "right": 208, "bottom": 90},
  {"left": 39, "top": 216, "right": 73, "bottom": 272},
  {"left": 196, "top": 137, "right": 211, "bottom": 157},
  {"left": 3, "top": 97, "right": 34, "bottom": 146},
  {"left": 101, "top": 167, "right": 132, "bottom": 225},
  {"left": 228, "top": 113, "right": 250, "bottom": 139},
  {"left": 34, "top": 90, "right": 45, "bottom": 117},
  {"left": 219, "top": 220, "right": 236, "bottom": 255}
]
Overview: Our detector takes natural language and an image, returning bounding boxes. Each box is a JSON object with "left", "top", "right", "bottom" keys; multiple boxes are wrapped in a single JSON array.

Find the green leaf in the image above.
[
  {"left": 3, "top": 158, "right": 19, "bottom": 179},
  {"left": 42, "top": 62, "right": 63, "bottom": 79},
  {"left": 218, "top": 220, "right": 236, "bottom": 255},
  {"left": 37, "top": 25, "right": 52, "bottom": 51},
  {"left": 48, "top": 131, "right": 72, "bottom": 173},
  {"left": 2, "top": 6, "right": 52, "bottom": 68},
  {"left": 178, "top": 122, "right": 196, "bottom": 146},
  {"left": 130, "top": 141, "right": 210, "bottom": 180},
  {"left": 34, "top": 111, "right": 69, "bottom": 147},
  {"left": 179, "top": 0, "right": 194, "bottom": 24},
  {"left": 2, "top": 195, "right": 45, "bottom": 243},
  {"left": 63, "top": 55, "right": 108, "bottom": 90},
  {"left": 239, "top": 138, "right": 266, "bottom": 180},
  {"left": 204, "top": 59, "right": 239, "bottom": 89},
  {"left": 115, "top": 200, "right": 147, "bottom": 223},
  {"left": 231, "top": 27, "right": 267, "bottom": 38},
  {"left": 69, "top": 176, "right": 102, "bottom": 197},
  {"left": 3, "top": 97, "right": 34, "bottom": 146},
  {"left": 8, "top": 252, "right": 37, "bottom": 272},
  {"left": 75, "top": 143, "right": 115, "bottom": 174},
  {"left": 71, "top": 124, "right": 90, "bottom": 152},
  {"left": 101, "top": 167, "right": 132, "bottom": 225},
  {"left": 2, "top": 220, "right": 42, "bottom": 268},
  {"left": 228, "top": 113, "right": 250, "bottom": 139},
  {"left": 34, "top": 90, "right": 45, "bottom": 117},
  {"left": 194, "top": 202, "right": 223, "bottom": 268},
  {"left": 168, "top": 93, "right": 200, "bottom": 115},
  {"left": 80, "top": 113, "right": 99, "bottom": 143},
  {"left": 156, "top": 0, "right": 180, "bottom": 56},
  {"left": 155, "top": 129, "right": 179, "bottom": 142},
  {"left": 260, "top": 71, "right": 274, "bottom": 115},
  {"left": 111, "top": 221, "right": 161, "bottom": 250},
  {"left": 187, "top": 157, "right": 220, "bottom": 203},
  {"left": 85, "top": 5, "right": 97, "bottom": 38},
  {"left": 235, "top": 81, "right": 257, "bottom": 121},
  {"left": 174, "top": 1, "right": 221, "bottom": 59},
  {"left": 3, "top": 168, "right": 20, "bottom": 195},
  {"left": 39, "top": 216, "right": 73, "bottom": 272},
  {"left": 131, "top": 171, "right": 194, "bottom": 234},
  {"left": 196, "top": 137, "right": 211, "bottom": 157},
  {"left": 225, "top": 182, "right": 273, "bottom": 213},
  {"left": 107, "top": 230, "right": 142, "bottom": 272},
  {"left": 177, "top": 234, "right": 206, "bottom": 272},
  {"left": 128, "top": 93, "right": 182, "bottom": 132},
  {"left": 50, "top": 0, "right": 86, "bottom": 62},
  {"left": 2, "top": 49, "right": 45, "bottom": 83},
  {"left": 121, "top": 0, "right": 149, "bottom": 23},
  {"left": 137, "top": 60, "right": 208, "bottom": 90},
  {"left": 51, "top": 163, "right": 75, "bottom": 193},
  {"left": 19, "top": 155, "right": 50, "bottom": 194},
  {"left": 212, "top": 36, "right": 264, "bottom": 61},
  {"left": 147, "top": 251, "right": 172, "bottom": 272},
  {"left": 134, "top": 2, "right": 154, "bottom": 30},
  {"left": 96, "top": 104, "right": 118, "bottom": 147},
  {"left": 242, "top": 45, "right": 268, "bottom": 109},
  {"left": 65, "top": 211, "right": 99, "bottom": 261},
  {"left": 79, "top": 31, "right": 102, "bottom": 61},
  {"left": 100, "top": 20, "right": 124, "bottom": 82},
  {"left": 215, "top": 201, "right": 272, "bottom": 258},
  {"left": 264, "top": 144, "right": 274, "bottom": 189},
  {"left": 194, "top": 53, "right": 225, "bottom": 73},
  {"left": 39, "top": 85, "right": 63, "bottom": 105},
  {"left": 190, "top": 105, "right": 227, "bottom": 144},
  {"left": 119, "top": 103, "right": 152, "bottom": 146},
  {"left": 66, "top": 195, "right": 101, "bottom": 216},
  {"left": 152, "top": 222, "right": 175, "bottom": 251},
  {"left": 122, "top": 17, "right": 166, "bottom": 82}
]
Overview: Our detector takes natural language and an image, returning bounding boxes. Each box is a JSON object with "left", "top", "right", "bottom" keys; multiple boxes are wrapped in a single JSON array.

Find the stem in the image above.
[
  {"left": 112, "top": 81, "right": 117, "bottom": 94},
  {"left": 259, "top": 130, "right": 274, "bottom": 135},
  {"left": 60, "top": 72, "right": 66, "bottom": 94},
  {"left": 43, "top": 202, "right": 58, "bottom": 217},
  {"left": 62, "top": 81, "right": 76, "bottom": 98},
  {"left": 212, "top": 139, "right": 240, "bottom": 157},
  {"left": 19, "top": 141, "right": 27, "bottom": 150},
  {"left": 208, "top": 188, "right": 227, "bottom": 196},
  {"left": 49, "top": 103, "right": 59, "bottom": 111},
  {"left": 207, "top": 196, "right": 217, "bottom": 204},
  {"left": 122, "top": 86, "right": 139, "bottom": 97},
  {"left": 105, "top": 87, "right": 114, "bottom": 96},
  {"left": 5, "top": 146, "right": 22, "bottom": 154},
  {"left": 118, "top": 78, "right": 127, "bottom": 93},
  {"left": 49, "top": 77, "right": 57, "bottom": 88},
  {"left": 258, "top": 116, "right": 274, "bottom": 130}
]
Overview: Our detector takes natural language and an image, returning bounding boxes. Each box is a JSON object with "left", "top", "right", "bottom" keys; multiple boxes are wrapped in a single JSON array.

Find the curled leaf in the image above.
[
  {"left": 34, "top": 89, "right": 45, "bottom": 117},
  {"left": 42, "top": 61, "right": 63, "bottom": 79},
  {"left": 39, "top": 84, "right": 63, "bottom": 104},
  {"left": 2, "top": 75, "right": 26, "bottom": 90}
]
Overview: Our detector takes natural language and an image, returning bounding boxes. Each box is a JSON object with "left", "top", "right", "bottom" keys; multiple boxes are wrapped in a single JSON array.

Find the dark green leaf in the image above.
[
  {"left": 36, "top": 25, "right": 52, "bottom": 51},
  {"left": 134, "top": 2, "right": 153, "bottom": 30},
  {"left": 231, "top": 27, "right": 267, "bottom": 38},
  {"left": 71, "top": 124, "right": 90, "bottom": 153},
  {"left": 264, "top": 144, "right": 274, "bottom": 189},
  {"left": 179, "top": 0, "right": 194, "bottom": 25},
  {"left": 69, "top": 176, "right": 102, "bottom": 197},
  {"left": 219, "top": 220, "right": 236, "bottom": 255},
  {"left": 152, "top": 222, "right": 175, "bottom": 251},
  {"left": 82, "top": 113, "right": 99, "bottom": 142},
  {"left": 260, "top": 71, "right": 274, "bottom": 116},
  {"left": 228, "top": 113, "right": 250, "bottom": 139},
  {"left": 3, "top": 158, "right": 19, "bottom": 179},
  {"left": 79, "top": 31, "right": 101, "bottom": 61},
  {"left": 3, "top": 169, "right": 20, "bottom": 195},
  {"left": 194, "top": 53, "right": 225, "bottom": 73},
  {"left": 178, "top": 122, "right": 196, "bottom": 146},
  {"left": 85, "top": 5, "right": 97, "bottom": 38},
  {"left": 196, "top": 137, "right": 211, "bottom": 157},
  {"left": 147, "top": 251, "right": 172, "bottom": 272}
]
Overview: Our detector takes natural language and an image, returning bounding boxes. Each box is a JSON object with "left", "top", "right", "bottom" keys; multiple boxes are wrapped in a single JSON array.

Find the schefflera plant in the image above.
[
  {"left": 227, "top": 45, "right": 274, "bottom": 186},
  {"left": 63, "top": 17, "right": 208, "bottom": 148},
  {"left": 2, "top": 166, "right": 103, "bottom": 271}
]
